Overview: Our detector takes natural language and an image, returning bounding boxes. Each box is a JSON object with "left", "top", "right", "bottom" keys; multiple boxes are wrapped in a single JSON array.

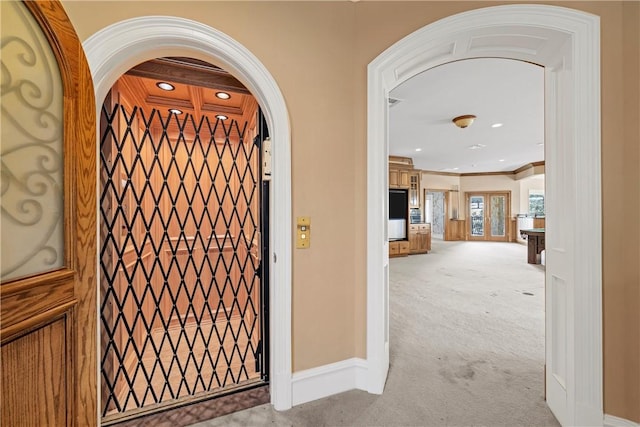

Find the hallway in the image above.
[{"left": 191, "top": 240, "right": 559, "bottom": 426}]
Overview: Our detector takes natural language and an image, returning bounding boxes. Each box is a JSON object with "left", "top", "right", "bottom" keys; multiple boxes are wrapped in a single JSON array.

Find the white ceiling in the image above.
[{"left": 389, "top": 58, "right": 544, "bottom": 173}]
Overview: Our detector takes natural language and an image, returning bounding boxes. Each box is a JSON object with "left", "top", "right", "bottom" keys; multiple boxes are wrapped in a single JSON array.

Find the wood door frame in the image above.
[
  {"left": 1, "top": 1, "right": 97, "bottom": 425},
  {"left": 367, "top": 5, "right": 602, "bottom": 425},
  {"left": 465, "top": 191, "right": 511, "bottom": 242}
]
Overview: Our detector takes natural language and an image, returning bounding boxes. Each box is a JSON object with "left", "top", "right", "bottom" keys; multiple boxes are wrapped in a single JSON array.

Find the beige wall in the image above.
[
  {"left": 421, "top": 172, "right": 460, "bottom": 192},
  {"left": 606, "top": 1, "right": 640, "bottom": 421},
  {"left": 519, "top": 175, "right": 545, "bottom": 216},
  {"left": 61, "top": 1, "right": 639, "bottom": 422},
  {"left": 65, "top": 0, "right": 359, "bottom": 373}
]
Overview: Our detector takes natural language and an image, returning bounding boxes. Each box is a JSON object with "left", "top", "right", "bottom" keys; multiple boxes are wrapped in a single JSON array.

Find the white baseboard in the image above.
[
  {"left": 604, "top": 414, "right": 640, "bottom": 427},
  {"left": 291, "top": 357, "right": 367, "bottom": 406}
]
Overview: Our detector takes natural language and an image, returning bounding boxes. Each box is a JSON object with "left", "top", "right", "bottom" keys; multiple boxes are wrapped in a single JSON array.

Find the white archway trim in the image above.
[
  {"left": 367, "top": 5, "right": 601, "bottom": 426},
  {"left": 84, "top": 16, "right": 292, "bottom": 410}
]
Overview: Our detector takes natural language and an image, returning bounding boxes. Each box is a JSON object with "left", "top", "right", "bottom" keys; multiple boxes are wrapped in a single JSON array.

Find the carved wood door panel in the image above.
[{"left": 0, "top": 1, "right": 97, "bottom": 425}]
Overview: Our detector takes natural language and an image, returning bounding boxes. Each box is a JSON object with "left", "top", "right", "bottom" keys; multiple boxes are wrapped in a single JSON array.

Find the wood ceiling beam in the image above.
[
  {"left": 145, "top": 95, "right": 244, "bottom": 116},
  {"left": 201, "top": 103, "right": 243, "bottom": 115},
  {"left": 188, "top": 86, "right": 203, "bottom": 118},
  {"left": 146, "top": 95, "right": 194, "bottom": 110},
  {"left": 126, "top": 57, "right": 251, "bottom": 95}
]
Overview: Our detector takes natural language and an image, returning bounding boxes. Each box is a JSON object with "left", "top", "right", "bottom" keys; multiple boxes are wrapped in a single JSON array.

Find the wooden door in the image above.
[
  {"left": 1, "top": 2, "right": 97, "bottom": 426},
  {"left": 466, "top": 192, "right": 510, "bottom": 242}
]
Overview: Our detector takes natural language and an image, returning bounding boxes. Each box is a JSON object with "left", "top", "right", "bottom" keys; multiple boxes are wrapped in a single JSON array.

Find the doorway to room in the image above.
[
  {"left": 367, "top": 6, "right": 602, "bottom": 426},
  {"left": 388, "top": 56, "right": 546, "bottom": 424},
  {"left": 99, "top": 58, "right": 270, "bottom": 423},
  {"left": 425, "top": 190, "right": 446, "bottom": 240},
  {"left": 84, "top": 14, "right": 292, "bottom": 414}
]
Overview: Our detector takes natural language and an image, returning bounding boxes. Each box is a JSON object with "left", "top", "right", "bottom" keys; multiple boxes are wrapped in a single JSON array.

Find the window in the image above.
[{"left": 529, "top": 190, "right": 545, "bottom": 216}]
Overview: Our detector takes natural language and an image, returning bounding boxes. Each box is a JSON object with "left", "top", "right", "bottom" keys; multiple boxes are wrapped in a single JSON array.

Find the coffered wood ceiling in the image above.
[{"left": 121, "top": 57, "right": 255, "bottom": 125}]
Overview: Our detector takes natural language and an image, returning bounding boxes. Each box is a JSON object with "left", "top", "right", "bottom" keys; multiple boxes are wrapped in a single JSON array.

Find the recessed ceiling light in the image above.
[
  {"left": 452, "top": 167, "right": 459, "bottom": 171},
  {"left": 216, "top": 92, "right": 231, "bottom": 100},
  {"left": 157, "top": 82, "right": 175, "bottom": 91},
  {"left": 467, "top": 144, "right": 487, "bottom": 150},
  {"left": 499, "top": 159, "right": 506, "bottom": 162},
  {"left": 491, "top": 123, "right": 503, "bottom": 128},
  {"left": 216, "top": 114, "right": 228, "bottom": 120},
  {"left": 169, "top": 108, "right": 182, "bottom": 115},
  {"left": 415, "top": 148, "right": 422, "bottom": 152}
]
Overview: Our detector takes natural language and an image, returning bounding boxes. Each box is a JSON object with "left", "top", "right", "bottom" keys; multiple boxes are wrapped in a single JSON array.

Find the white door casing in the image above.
[
  {"left": 83, "top": 17, "right": 293, "bottom": 412},
  {"left": 545, "top": 37, "right": 573, "bottom": 425},
  {"left": 367, "top": 5, "right": 602, "bottom": 426}
]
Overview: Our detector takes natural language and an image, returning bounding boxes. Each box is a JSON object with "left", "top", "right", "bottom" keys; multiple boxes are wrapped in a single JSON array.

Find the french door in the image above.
[{"left": 466, "top": 192, "right": 510, "bottom": 242}]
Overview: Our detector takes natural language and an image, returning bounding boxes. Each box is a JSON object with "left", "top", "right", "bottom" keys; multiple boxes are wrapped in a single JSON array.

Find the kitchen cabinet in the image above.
[
  {"left": 409, "top": 223, "right": 431, "bottom": 254},
  {"left": 389, "top": 167, "right": 410, "bottom": 189},
  {"left": 409, "top": 172, "right": 420, "bottom": 208},
  {"left": 399, "top": 170, "right": 410, "bottom": 188},
  {"left": 389, "top": 168, "right": 398, "bottom": 188},
  {"left": 389, "top": 240, "right": 410, "bottom": 257},
  {"left": 388, "top": 156, "right": 421, "bottom": 258}
]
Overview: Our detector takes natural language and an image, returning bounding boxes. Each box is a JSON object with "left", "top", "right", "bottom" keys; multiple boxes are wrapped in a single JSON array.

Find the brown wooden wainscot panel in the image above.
[{"left": 2, "top": 314, "right": 71, "bottom": 427}]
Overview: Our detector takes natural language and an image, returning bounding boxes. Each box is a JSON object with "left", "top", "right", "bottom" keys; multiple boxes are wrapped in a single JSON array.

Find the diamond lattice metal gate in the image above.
[{"left": 99, "top": 101, "right": 267, "bottom": 422}]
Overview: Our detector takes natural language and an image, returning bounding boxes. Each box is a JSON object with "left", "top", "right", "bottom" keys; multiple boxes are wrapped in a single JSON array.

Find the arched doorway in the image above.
[
  {"left": 366, "top": 5, "right": 602, "bottom": 426},
  {"left": 83, "top": 16, "right": 293, "bottom": 412}
]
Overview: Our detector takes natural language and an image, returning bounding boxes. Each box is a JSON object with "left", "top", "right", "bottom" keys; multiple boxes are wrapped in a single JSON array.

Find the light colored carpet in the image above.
[{"left": 191, "top": 240, "right": 560, "bottom": 427}]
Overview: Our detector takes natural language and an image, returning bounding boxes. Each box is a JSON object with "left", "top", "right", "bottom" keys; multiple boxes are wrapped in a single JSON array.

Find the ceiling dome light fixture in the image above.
[
  {"left": 491, "top": 123, "right": 503, "bottom": 128},
  {"left": 216, "top": 114, "right": 228, "bottom": 121},
  {"left": 452, "top": 114, "right": 476, "bottom": 128},
  {"left": 156, "top": 82, "right": 175, "bottom": 91},
  {"left": 215, "top": 92, "right": 231, "bottom": 100},
  {"left": 168, "top": 108, "right": 182, "bottom": 115}
]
